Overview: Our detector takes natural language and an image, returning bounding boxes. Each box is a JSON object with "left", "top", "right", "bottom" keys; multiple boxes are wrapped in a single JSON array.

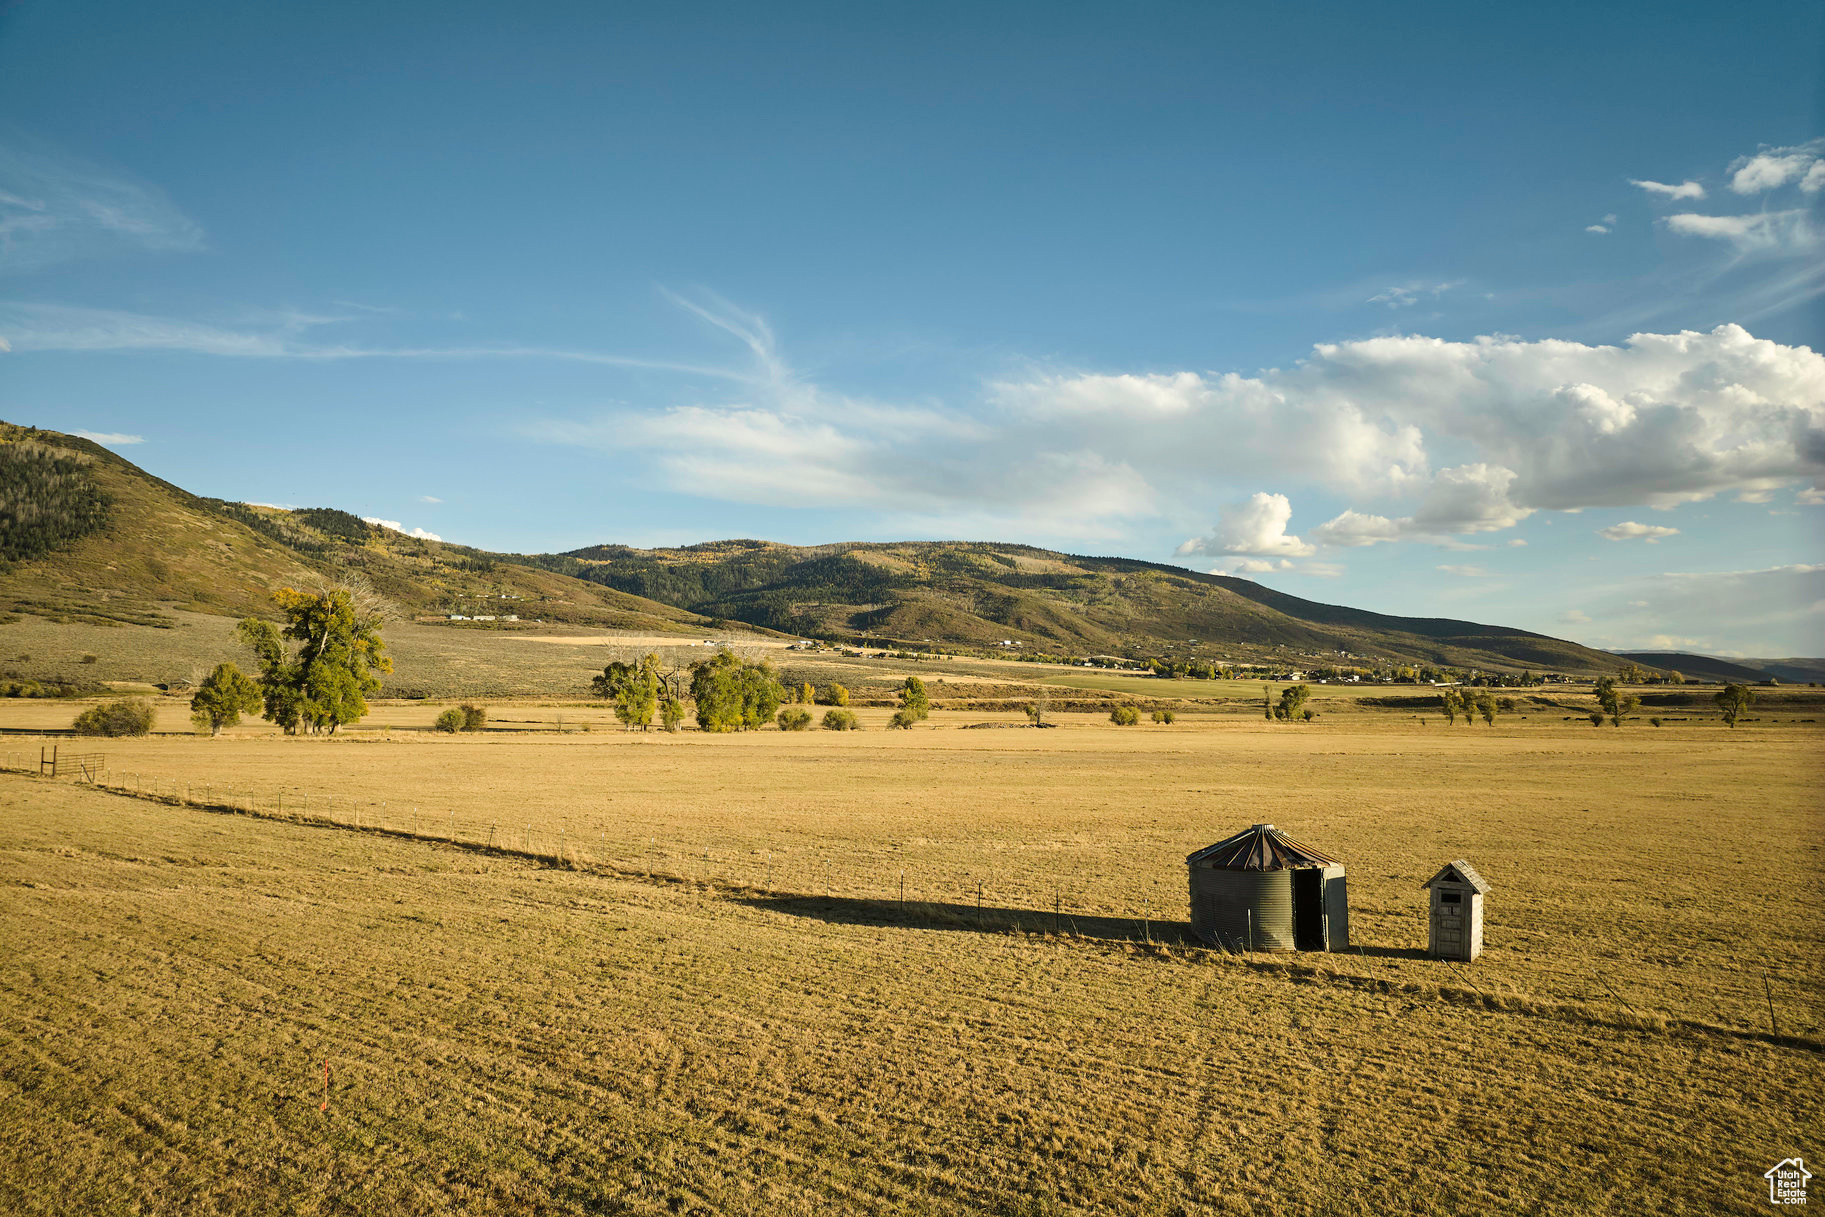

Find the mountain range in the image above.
[{"left": 1, "top": 420, "right": 1679, "bottom": 674}]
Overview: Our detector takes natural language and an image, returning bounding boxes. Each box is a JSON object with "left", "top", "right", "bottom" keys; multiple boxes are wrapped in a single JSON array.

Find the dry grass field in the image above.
[{"left": 1, "top": 698, "right": 1820, "bottom": 1215}]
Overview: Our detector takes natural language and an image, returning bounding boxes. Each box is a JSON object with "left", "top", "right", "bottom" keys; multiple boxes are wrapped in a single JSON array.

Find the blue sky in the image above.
[{"left": 1, "top": 0, "right": 1821, "bottom": 656}]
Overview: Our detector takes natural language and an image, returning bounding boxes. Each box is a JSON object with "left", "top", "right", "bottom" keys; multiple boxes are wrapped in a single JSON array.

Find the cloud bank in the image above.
[{"left": 523, "top": 306, "right": 1824, "bottom": 553}]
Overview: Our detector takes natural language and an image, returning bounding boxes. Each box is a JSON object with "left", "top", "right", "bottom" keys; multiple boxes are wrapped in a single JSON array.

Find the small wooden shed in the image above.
[{"left": 1423, "top": 860, "right": 1490, "bottom": 961}]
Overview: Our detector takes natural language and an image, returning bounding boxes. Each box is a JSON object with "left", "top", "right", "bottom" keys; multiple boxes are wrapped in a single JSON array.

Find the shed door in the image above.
[{"left": 1436, "top": 889, "right": 1465, "bottom": 953}]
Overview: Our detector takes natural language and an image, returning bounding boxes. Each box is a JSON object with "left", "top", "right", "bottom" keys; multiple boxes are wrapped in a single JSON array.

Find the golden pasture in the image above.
[{"left": 1, "top": 703, "right": 1820, "bottom": 1214}]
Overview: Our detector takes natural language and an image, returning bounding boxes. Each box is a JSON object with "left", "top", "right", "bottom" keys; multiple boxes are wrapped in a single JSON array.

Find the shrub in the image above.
[
  {"left": 1649, "top": 717, "right": 1663, "bottom": 728},
  {"left": 433, "top": 708, "right": 464, "bottom": 733},
  {"left": 888, "top": 707, "right": 920, "bottom": 729},
  {"left": 72, "top": 697, "right": 154, "bottom": 737},
  {"left": 777, "top": 707, "right": 812, "bottom": 731},
  {"left": 460, "top": 703, "right": 487, "bottom": 731},
  {"left": 1110, "top": 705, "right": 1140, "bottom": 726},
  {"left": 1588, "top": 711, "right": 1604, "bottom": 727},
  {"left": 821, "top": 708, "right": 859, "bottom": 731},
  {"left": 80, "top": 653, "right": 98, "bottom": 664},
  {"left": 1151, "top": 709, "right": 1176, "bottom": 724},
  {"left": 817, "top": 684, "right": 850, "bottom": 707},
  {"left": 661, "top": 697, "right": 685, "bottom": 732}
]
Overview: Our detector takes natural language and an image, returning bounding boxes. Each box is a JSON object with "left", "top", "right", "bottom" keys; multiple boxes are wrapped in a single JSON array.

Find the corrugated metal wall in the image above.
[{"left": 1188, "top": 867, "right": 1295, "bottom": 951}]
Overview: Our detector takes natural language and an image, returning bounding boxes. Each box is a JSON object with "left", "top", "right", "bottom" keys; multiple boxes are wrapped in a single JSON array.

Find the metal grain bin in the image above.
[
  {"left": 1186, "top": 823, "right": 1349, "bottom": 952},
  {"left": 1190, "top": 866, "right": 1294, "bottom": 950}
]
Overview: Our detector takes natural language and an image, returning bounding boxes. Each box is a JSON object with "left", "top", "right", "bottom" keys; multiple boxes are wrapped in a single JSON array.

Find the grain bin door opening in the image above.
[{"left": 1292, "top": 868, "right": 1325, "bottom": 951}]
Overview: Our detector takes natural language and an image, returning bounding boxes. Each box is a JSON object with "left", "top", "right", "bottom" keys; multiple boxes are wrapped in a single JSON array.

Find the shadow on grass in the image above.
[
  {"left": 1352, "top": 944, "right": 1431, "bottom": 961},
  {"left": 736, "top": 891, "right": 1201, "bottom": 946}
]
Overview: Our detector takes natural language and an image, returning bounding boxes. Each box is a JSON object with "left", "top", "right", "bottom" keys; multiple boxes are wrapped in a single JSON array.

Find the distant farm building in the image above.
[
  {"left": 1186, "top": 824, "right": 1349, "bottom": 952},
  {"left": 1423, "top": 860, "right": 1489, "bottom": 961}
]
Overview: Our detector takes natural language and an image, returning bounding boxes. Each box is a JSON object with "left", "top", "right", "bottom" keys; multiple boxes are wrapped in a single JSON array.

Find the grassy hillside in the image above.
[
  {"left": 0, "top": 422, "right": 716, "bottom": 636},
  {"left": 0, "top": 421, "right": 1673, "bottom": 675},
  {"left": 529, "top": 539, "right": 1630, "bottom": 673}
]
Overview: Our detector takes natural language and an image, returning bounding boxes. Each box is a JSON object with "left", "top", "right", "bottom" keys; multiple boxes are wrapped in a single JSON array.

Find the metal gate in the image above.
[{"left": 40, "top": 747, "right": 105, "bottom": 781}]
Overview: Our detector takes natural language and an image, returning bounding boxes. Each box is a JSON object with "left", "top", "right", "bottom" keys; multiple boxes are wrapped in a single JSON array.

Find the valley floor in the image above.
[{"left": 0, "top": 714, "right": 1819, "bottom": 1214}]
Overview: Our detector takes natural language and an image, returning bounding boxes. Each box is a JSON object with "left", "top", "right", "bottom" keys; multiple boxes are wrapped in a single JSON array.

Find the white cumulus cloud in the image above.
[
  {"left": 362, "top": 517, "right": 443, "bottom": 542},
  {"left": 1598, "top": 521, "right": 1680, "bottom": 542},
  {"left": 1728, "top": 141, "right": 1825, "bottom": 194},
  {"left": 1178, "top": 492, "right": 1314, "bottom": 557}
]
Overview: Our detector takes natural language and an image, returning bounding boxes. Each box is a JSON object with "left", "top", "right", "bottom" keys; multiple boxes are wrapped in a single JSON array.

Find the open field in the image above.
[{"left": 1, "top": 703, "right": 1821, "bottom": 1214}]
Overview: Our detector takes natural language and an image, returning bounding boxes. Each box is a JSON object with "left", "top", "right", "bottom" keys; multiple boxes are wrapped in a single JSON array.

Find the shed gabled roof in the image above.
[
  {"left": 1422, "top": 859, "right": 1491, "bottom": 893},
  {"left": 1186, "top": 823, "right": 1341, "bottom": 871}
]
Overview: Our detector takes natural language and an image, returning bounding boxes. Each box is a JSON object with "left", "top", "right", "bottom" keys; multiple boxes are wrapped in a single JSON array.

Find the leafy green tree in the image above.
[
  {"left": 817, "top": 683, "right": 850, "bottom": 707},
  {"left": 690, "top": 648, "right": 785, "bottom": 732},
  {"left": 72, "top": 697, "right": 154, "bottom": 737},
  {"left": 1594, "top": 676, "right": 1639, "bottom": 727},
  {"left": 1714, "top": 683, "right": 1753, "bottom": 728},
  {"left": 797, "top": 681, "right": 816, "bottom": 705},
  {"left": 1263, "top": 684, "right": 1274, "bottom": 720},
  {"left": 660, "top": 697, "right": 685, "bottom": 732},
  {"left": 593, "top": 655, "right": 661, "bottom": 730},
  {"left": 189, "top": 662, "right": 261, "bottom": 736},
  {"left": 777, "top": 707, "right": 813, "bottom": 731},
  {"left": 1273, "top": 684, "right": 1311, "bottom": 723},
  {"left": 238, "top": 586, "right": 391, "bottom": 735},
  {"left": 897, "top": 676, "right": 930, "bottom": 724},
  {"left": 1439, "top": 689, "right": 1462, "bottom": 726},
  {"left": 821, "top": 708, "right": 859, "bottom": 730},
  {"left": 1467, "top": 690, "right": 1497, "bottom": 726}
]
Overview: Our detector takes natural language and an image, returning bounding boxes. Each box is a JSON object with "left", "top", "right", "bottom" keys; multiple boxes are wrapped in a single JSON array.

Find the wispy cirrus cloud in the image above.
[
  {"left": 0, "top": 135, "right": 204, "bottom": 273},
  {"left": 1365, "top": 280, "right": 1462, "bottom": 309},
  {"left": 1665, "top": 209, "right": 1816, "bottom": 252},
  {"left": 0, "top": 300, "right": 753, "bottom": 381}
]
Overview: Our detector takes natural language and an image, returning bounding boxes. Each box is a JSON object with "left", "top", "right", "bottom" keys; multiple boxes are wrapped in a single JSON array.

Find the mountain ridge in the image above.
[
  {"left": 1, "top": 421, "right": 1657, "bottom": 674},
  {"left": 526, "top": 537, "right": 1632, "bottom": 673}
]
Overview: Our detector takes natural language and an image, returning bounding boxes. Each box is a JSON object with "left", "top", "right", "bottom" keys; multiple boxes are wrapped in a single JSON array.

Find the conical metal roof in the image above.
[{"left": 1186, "top": 823, "right": 1342, "bottom": 871}]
